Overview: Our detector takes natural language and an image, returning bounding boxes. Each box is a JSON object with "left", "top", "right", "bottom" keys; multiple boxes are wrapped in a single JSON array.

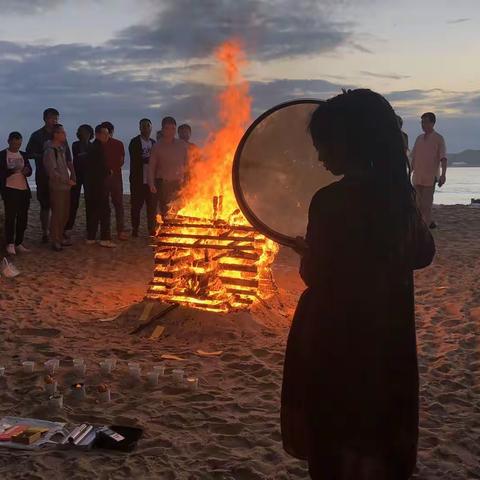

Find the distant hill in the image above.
[{"left": 448, "top": 149, "right": 480, "bottom": 167}]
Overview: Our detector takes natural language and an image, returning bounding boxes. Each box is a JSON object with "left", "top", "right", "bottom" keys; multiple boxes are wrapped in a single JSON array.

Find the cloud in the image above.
[
  {"left": 385, "top": 88, "right": 480, "bottom": 152},
  {"left": 447, "top": 18, "right": 471, "bottom": 24},
  {"left": 0, "top": 0, "right": 62, "bottom": 14},
  {"left": 111, "top": 0, "right": 356, "bottom": 62},
  {"left": 361, "top": 71, "right": 410, "bottom": 80},
  {"left": 0, "top": 2, "right": 478, "bottom": 157}
]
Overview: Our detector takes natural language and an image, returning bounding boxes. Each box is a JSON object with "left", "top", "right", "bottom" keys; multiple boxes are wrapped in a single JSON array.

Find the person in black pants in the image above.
[
  {"left": 84, "top": 125, "right": 115, "bottom": 248},
  {"left": 128, "top": 118, "right": 156, "bottom": 236},
  {"left": 0, "top": 132, "right": 32, "bottom": 255},
  {"left": 64, "top": 124, "right": 94, "bottom": 237}
]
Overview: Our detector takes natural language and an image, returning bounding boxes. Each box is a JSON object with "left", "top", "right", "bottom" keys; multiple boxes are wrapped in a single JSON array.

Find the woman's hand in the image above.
[{"left": 292, "top": 236, "right": 309, "bottom": 256}]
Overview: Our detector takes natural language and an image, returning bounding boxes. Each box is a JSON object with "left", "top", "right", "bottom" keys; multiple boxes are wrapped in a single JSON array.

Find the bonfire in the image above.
[{"left": 146, "top": 40, "right": 278, "bottom": 313}]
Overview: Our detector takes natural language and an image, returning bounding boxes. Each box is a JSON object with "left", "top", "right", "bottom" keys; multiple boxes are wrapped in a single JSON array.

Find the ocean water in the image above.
[
  {"left": 433, "top": 167, "right": 480, "bottom": 205},
  {"left": 27, "top": 167, "right": 480, "bottom": 205}
]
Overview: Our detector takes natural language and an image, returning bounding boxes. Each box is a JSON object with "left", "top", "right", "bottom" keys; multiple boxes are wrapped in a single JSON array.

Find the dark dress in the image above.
[{"left": 281, "top": 176, "right": 435, "bottom": 479}]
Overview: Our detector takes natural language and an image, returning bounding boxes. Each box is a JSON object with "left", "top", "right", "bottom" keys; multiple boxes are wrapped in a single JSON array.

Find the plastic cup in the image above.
[
  {"left": 172, "top": 369, "right": 184, "bottom": 383},
  {"left": 186, "top": 377, "right": 199, "bottom": 390},
  {"left": 100, "top": 361, "right": 112, "bottom": 375},
  {"left": 74, "top": 363, "right": 86, "bottom": 377},
  {"left": 49, "top": 394, "right": 63, "bottom": 409},
  {"left": 45, "top": 381, "right": 57, "bottom": 395},
  {"left": 129, "top": 366, "right": 141, "bottom": 381},
  {"left": 44, "top": 360, "right": 56, "bottom": 375},
  {"left": 22, "top": 361, "right": 35, "bottom": 373},
  {"left": 72, "top": 383, "right": 86, "bottom": 401},
  {"left": 99, "top": 388, "right": 111, "bottom": 403},
  {"left": 153, "top": 365, "right": 165, "bottom": 376},
  {"left": 146, "top": 371, "right": 159, "bottom": 386},
  {"left": 108, "top": 358, "right": 117, "bottom": 370}
]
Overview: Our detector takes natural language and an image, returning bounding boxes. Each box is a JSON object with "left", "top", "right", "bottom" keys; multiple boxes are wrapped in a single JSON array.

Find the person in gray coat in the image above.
[{"left": 43, "top": 124, "right": 76, "bottom": 251}]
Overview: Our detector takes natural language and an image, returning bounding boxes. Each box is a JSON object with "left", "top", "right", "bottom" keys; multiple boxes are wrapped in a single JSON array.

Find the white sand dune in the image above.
[{"left": 0, "top": 199, "right": 478, "bottom": 479}]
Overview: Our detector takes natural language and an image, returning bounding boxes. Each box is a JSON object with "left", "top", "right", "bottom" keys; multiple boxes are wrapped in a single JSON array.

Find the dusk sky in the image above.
[{"left": 1, "top": 0, "right": 479, "bottom": 154}]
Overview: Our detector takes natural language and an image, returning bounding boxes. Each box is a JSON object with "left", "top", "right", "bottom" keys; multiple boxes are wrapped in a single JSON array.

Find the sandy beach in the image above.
[{"left": 0, "top": 197, "right": 478, "bottom": 480}]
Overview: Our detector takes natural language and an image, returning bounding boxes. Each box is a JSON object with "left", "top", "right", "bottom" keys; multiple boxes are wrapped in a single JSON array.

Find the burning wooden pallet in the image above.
[{"left": 146, "top": 214, "right": 276, "bottom": 312}]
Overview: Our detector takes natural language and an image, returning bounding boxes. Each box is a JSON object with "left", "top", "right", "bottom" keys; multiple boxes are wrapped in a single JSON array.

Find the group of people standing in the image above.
[{"left": 0, "top": 108, "right": 196, "bottom": 254}]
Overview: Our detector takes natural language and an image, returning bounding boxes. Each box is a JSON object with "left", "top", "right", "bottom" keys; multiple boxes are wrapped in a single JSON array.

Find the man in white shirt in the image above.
[
  {"left": 411, "top": 112, "right": 447, "bottom": 228},
  {"left": 148, "top": 116, "right": 187, "bottom": 218}
]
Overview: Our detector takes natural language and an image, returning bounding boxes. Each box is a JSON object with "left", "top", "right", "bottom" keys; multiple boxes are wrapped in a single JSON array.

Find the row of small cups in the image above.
[
  {"left": 0, "top": 360, "right": 60, "bottom": 376},
  {"left": 46, "top": 384, "right": 111, "bottom": 409},
  {"left": 8, "top": 359, "right": 199, "bottom": 391},
  {"left": 127, "top": 363, "right": 198, "bottom": 390},
  {"left": 10, "top": 358, "right": 115, "bottom": 375}
]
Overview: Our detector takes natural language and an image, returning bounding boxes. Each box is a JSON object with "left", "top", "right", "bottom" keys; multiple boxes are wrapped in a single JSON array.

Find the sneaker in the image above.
[
  {"left": 6, "top": 244, "right": 16, "bottom": 255},
  {"left": 99, "top": 240, "right": 117, "bottom": 248},
  {"left": 61, "top": 239, "right": 73, "bottom": 247},
  {"left": 52, "top": 243, "right": 63, "bottom": 252},
  {"left": 41, "top": 234, "right": 49, "bottom": 244},
  {"left": 118, "top": 231, "right": 129, "bottom": 241},
  {"left": 64, "top": 229, "right": 72, "bottom": 239},
  {"left": 15, "top": 244, "right": 30, "bottom": 253},
  {"left": 86, "top": 239, "right": 96, "bottom": 245},
  {"left": 429, "top": 221, "right": 437, "bottom": 229}
]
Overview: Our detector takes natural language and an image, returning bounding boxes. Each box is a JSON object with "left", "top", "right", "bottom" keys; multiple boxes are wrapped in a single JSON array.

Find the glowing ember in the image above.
[{"left": 147, "top": 40, "right": 278, "bottom": 312}]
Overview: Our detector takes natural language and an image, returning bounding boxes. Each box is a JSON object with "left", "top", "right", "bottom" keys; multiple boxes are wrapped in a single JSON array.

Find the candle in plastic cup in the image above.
[
  {"left": 0, "top": 367, "right": 5, "bottom": 376},
  {"left": 46, "top": 381, "right": 57, "bottom": 395},
  {"left": 186, "top": 377, "right": 199, "bottom": 390},
  {"left": 98, "top": 385, "right": 111, "bottom": 402},
  {"left": 49, "top": 394, "right": 63, "bottom": 409},
  {"left": 73, "top": 358, "right": 84, "bottom": 366},
  {"left": 172, "top": 369, "right": 184, "bottom": 383},
  {"left": 108, "top": 358, "right": 117, "bottom": 370},
  {"left": 72, "top": 383, "right": 86, "bottom": 400},
  {"left": 147, "top": 371, "right": 159, "bottom": 386},
  {"left": 153, "top": 365, "right": 165, "bottom": 376},
  {"left": 100, "top": 361, "right": 112, "bottom": 375},
  {"left": 22, "top": 361, "right": 35, "bottom": 373}
]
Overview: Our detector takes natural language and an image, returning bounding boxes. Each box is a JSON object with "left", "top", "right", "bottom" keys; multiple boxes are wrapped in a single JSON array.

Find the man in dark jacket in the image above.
[
  {"left": 84, "top": 125, "right": 115, "bottom": 248},
  {"left": 0, "top": 132, "right": 33, "bottom": 254},
  {"left": 101, "top": 121, "right": 128, "bottom": 241},
  {"left": 64, "top": 124, "right": 94, "bottom": 236},
  {"left": 128, "top": 118, "right": 156, "bottom": 236},
  {"left": 26, "top": 108, "right": 72, "bottom": 243}
]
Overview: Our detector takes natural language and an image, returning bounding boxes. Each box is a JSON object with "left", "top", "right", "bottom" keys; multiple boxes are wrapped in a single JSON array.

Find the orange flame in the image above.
[
  {"left": 148, "top": 40, "right": 278, "bottom": 312},
  {"left": 177, "top": 39, "right": 251, "bottom": 222}
]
